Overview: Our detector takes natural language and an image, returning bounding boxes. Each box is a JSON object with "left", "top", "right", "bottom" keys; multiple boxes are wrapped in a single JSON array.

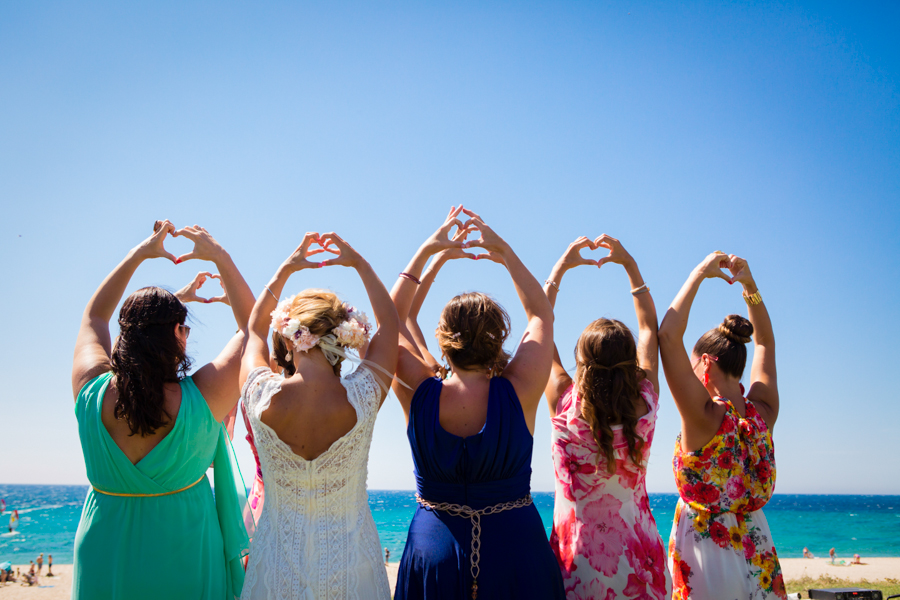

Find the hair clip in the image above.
[
  {"left": 450, "top": 332, "right": 462, "bottom": 339},
  {"left": 487, "top": 332, "right": 496, "bottom": 340}
]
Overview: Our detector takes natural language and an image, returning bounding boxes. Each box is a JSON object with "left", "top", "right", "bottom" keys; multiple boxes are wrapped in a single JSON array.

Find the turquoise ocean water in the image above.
[{"left": 2, "top": 485, "right": 898, "bottom": 564}]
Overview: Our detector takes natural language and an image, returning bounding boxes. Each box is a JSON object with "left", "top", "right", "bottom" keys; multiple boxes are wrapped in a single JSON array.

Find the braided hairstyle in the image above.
[
  {"left": 692, "top": 314, "right": 754, "bottom": 378},
  {"left": 435, "top": 292, "right": 511, "bottom": 377},
  {"left": 574, "top": 318, "right": 646, "bottom": 474},
  {"left": 110, "top": 287, "right": 191, "bottom": 436}
]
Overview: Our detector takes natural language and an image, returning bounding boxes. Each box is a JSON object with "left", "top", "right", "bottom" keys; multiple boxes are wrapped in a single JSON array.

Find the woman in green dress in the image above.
[{"left": 70, "top": 220, "right": 254, "bottom": 600}]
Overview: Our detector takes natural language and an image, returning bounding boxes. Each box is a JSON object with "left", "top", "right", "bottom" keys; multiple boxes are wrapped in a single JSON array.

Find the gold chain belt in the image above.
[
  {"left": 92, "top": 474, "right": 206, "bottom": 498},
  {"left": 416, "top": 493, "right": 533, "bottom": 599}
]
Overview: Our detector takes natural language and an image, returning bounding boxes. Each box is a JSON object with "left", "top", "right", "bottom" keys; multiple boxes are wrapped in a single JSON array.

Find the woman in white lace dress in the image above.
[{"left": 238, "top": 232, "right": 400, "bottom": 600}]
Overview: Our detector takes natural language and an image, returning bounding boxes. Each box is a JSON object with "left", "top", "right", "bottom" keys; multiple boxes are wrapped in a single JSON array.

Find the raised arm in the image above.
[
  {"left": 240, "top": 233, "right": 325, "bottom": 388},
  {"left": 658, "top": 252, "right": 733, "bottom": 440},
  {"left": 390, "top": 207, "right": 469, "bottom": 412},
  {"left": 464, "top": 209, "right": 553, "bottom": 428},
  {"left": 71, "top": 220, "right": 178, "bottom": 398},
  {"left": 728, "top": 255, "right": 778, "bottom": 427},
  {"left": 318, "top": 232, "right": 400, "bottom": 401},
  {"left": 406, "top": 246, "right": 475, "bottom": 376},
  {"left": 171, "top": 226, "right": 255, "bottom": 421},
  {"left": 542, "top": 236, "right": 598, "bottom": 416},
  {"left": 595, "top": 234, "right": 660, "bottom": 393}
]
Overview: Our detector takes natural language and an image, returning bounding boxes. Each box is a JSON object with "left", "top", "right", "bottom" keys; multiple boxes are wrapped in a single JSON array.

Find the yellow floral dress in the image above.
[{"left": 668, "top": 398, "right": 786, "bottom": 600}]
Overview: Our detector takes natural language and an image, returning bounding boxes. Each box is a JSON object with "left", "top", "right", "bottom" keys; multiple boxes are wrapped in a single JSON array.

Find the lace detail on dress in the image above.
[{"left": 240, "top": 366, "right": 390, "bottom": 600}]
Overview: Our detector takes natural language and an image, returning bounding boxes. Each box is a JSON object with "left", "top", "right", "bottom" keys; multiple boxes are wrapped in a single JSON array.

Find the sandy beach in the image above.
[
  {"left": 780, "top": 556, "right": 900, "bottom": 582},
  {"left": 2, "top": 558, "right": 898, "bottom": 598}
]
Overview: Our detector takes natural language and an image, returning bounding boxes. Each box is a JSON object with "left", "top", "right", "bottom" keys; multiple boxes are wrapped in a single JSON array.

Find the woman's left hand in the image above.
[
  {"left": 461, "top": 209, "right": 510, "bottom": 260},
  {"left": 594, "top": 234, "right": 635, "bottom": 268},
  {"left": 318, "top": 232, "right": 366, "bottom": 269},
  {"left": 727, "top": 254, "right": 756, "bottom": 289},
  {"left": 172, "top": 225, "right": 227, "bottom": 264}
]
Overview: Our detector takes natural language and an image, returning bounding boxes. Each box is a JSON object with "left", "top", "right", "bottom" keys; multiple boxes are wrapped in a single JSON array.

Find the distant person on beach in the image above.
[
  {"left": 385, "top": 548, "right": 390, "bottom": 564},
  {"left": 71, "top": 220, "right": 254, "bottom": 600},
  {"left": 852, "top": 553, "right": 861, "bottom": 564},
  {"left": 543, "top": 235, "right": 671, "bottom": 598},
  {"left": 659, "top": 252, "right": 785, "bottom": 599},
  {"left": 36, "top": 553, "right": 43, "bottom": 574},
  {"left": 803, "top": 547, "right": 812, "bottom": 558},
  {"left": 391, "top": 208, "right": 566, "bottom": 599},
  {"left": 47, "top": 554, "right": 53, "bottom": 577},
  {"left": 238, "top": 231, "right": 399, "bottom": 599},
  {"left": 830, "top": 547, "right": 836, "bottom": 563}
]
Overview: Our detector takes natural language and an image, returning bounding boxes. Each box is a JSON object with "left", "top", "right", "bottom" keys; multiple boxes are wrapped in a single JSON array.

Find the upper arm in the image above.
[
  {"left": 71, "top": 316, "right": 113, "bottom": 399},
  {"left": 392, "top": 323, "right": 435, "bottom": 417},
  {"left": 543, "top": 343, "right": 572, "bottom": 418},
  {"left": 504, "top": 315, "right": 554, "bottom": 413},
  {"left": 194, "top": 331, "right": 247, "bottom": 422},
  {"left": 636, "top": 325, "right": 659, "bottom": 394},
  {"left": 359, "top": 319, "right": 400, "bottom": 405},
  {"left": 658, "top": 326, "right": 718, "bottom": 431},
  {"left": 748, "top": 343, "right": 778, "bottom": 427}
]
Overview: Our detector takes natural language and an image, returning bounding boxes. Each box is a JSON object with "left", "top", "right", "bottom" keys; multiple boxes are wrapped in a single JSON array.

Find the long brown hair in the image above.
[
  {"left": 435, "top": 292, "right": 511, "bottom": 377},
  {"left": 574, "top": 318, "right": 646, "bottom": 473},
  {"left": 110, "top": 287, "right": 191, "bottom": 436}
]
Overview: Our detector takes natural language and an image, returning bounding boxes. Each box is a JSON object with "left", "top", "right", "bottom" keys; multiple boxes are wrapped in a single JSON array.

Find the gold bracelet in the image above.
[{"left": 743, "top": 290, "right": 762, "bottom": 306}]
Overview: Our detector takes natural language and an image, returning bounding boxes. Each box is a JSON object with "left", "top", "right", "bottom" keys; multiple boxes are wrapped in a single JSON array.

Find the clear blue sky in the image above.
[{"left": 1, "top": 1, "right": 898, "bottom": 494}]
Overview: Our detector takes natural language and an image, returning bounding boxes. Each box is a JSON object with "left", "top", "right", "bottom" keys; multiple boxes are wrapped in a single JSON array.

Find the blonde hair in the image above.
[{"left": 272, "top": 289, "right": 349, "bottom": 376}]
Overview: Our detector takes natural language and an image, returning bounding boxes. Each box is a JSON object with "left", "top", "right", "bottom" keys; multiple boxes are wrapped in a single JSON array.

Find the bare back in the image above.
[
  {"left": 100, "top": 380, "right": 182, "bottom": 465},
  {"left": 437, "top": 376, "right": 493, "bottom": 438},
  {"left": 259, "top": 370, "right": 359, "bottom": 461}
]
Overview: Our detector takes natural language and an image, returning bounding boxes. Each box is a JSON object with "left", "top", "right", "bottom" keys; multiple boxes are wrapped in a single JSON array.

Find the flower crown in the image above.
[{"left": 270, "top": 296, "right": 372, "bottom": 359}]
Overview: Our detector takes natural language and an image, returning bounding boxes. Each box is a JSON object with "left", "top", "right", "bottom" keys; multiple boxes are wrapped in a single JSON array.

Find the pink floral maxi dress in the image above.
[
  {"left": 668, "top": 398, "right": 786, "bottom": 600},
  {"left": 550, "top": 380, "right": 672, "bottom": 600}
]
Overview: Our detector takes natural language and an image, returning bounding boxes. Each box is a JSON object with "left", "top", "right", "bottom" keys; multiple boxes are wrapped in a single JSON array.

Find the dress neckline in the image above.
[
  {"left": 97, "top": 373, "right": 190, "bottom": 468},
  {"left": 254, "top": 367, "right": 364, "bottom": 464},
  {"left": 434, "top": 377, "right": 496, "bottom": 441}
]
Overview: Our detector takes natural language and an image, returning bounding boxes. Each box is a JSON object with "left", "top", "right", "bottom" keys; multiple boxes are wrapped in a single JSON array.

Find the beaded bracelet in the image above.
[{"left": 399, "top": 272, "right": 421, "bottom": 285}]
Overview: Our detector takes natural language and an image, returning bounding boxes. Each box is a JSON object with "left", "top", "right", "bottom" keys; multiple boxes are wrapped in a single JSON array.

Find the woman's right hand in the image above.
[
  {"left": 695, "top": 251, "right": 734, "bottom": 283},
  {"left": 281, "top": 232, "right": 328, "bottom": 273},
  {"left": 434, "top": 227, "right": 476, "bottom": 263}
]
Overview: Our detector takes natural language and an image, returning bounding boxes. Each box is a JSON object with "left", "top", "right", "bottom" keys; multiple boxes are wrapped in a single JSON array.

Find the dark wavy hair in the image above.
[
  {"left": 435, "top": 292, "right": 511, "bottom": 377},
  {"left": 692, "top": 314, "right": 754, "bottom": 378},
  {"left": 110, "top": 287, "right": 191, "bottom": 436},
  {"left": 574, "top": 318, "right": 646, "bottom": 474}
]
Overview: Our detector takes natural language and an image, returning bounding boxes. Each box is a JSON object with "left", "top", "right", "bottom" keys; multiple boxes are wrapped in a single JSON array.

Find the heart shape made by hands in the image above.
[{"left": 194, "top": 273, "right": 227, "bottom": 304}]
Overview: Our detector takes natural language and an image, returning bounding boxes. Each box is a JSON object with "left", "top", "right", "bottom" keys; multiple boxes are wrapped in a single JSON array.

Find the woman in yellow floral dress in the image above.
[{"left": 658, "top": 252, "right": 785, "bottom": 600}]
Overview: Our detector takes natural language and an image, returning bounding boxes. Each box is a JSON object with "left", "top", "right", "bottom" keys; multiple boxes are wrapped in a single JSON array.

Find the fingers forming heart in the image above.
[{"left": 195, "top": 273, "right": 227, "bottom": 303}]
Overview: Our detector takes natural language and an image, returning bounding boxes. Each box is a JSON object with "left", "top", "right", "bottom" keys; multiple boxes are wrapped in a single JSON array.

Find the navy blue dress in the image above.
[{"left": 395, "top": 377, "right": 565, "bottom": 600}]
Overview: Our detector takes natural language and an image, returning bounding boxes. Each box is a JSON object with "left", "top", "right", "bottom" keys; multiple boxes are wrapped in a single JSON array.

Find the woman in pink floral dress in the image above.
[
  {"left": 543, "top": 235, "right": 671, "bottom": 600},
  {"left": 658, "top": 252, "right": 785, "bottom": 599}
]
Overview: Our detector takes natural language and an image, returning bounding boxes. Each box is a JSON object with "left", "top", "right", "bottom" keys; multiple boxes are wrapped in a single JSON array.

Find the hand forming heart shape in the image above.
[{"left": 175, "top": 272, "right": 229, "bottom": 304}]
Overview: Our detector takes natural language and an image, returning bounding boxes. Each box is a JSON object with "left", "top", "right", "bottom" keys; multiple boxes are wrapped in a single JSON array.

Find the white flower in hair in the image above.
[
  {"left": 270, "top": 295, "right": 320, "bottom": 353},
  {"left": 333, "top": 319, "right": 368, "bottom": 349},
  {"left": 342, "top": 303, "right": 373, "bottom": 336},
  {"left": 291, "top": 326, "right": 320, "bottom": 352}
]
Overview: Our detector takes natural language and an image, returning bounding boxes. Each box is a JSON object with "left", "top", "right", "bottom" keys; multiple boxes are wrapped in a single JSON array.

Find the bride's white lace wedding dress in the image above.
[{"left": 240, "top": 366, "right": 391, "bottom": 600}]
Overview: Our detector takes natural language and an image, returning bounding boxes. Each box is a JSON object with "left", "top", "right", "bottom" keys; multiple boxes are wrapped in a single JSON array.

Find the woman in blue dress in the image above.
[{"left": 390, "top": 206, "right": 565, "bottom": 600}]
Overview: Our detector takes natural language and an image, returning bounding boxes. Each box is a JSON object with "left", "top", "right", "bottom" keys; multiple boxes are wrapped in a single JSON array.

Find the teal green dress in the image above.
[{"left": 72, "top": 372, "right": 250, "bottom": 600}]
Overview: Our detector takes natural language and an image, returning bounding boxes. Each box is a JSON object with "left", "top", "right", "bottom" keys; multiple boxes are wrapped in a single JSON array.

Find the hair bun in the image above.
[{"left": 718, "top": 314, "right": 753, "bottom": 344}]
